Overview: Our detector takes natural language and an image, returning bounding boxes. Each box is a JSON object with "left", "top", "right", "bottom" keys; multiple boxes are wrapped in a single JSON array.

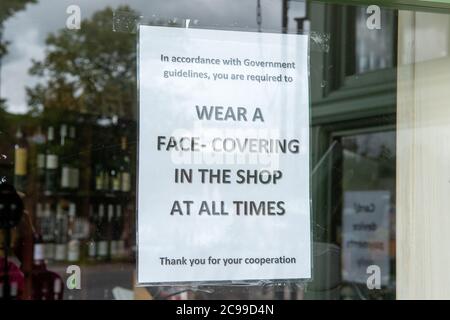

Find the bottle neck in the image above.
[
  {"left": 47, "top": 126, "right": 55, "bottom": 142},
  {"left": 16, "top": 127, "right": 24, "bottom": 140}
]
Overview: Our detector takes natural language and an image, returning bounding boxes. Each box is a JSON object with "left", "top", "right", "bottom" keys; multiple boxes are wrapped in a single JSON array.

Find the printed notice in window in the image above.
[{"left": 137, "top": 25, "right": 311, "bottom": 284}]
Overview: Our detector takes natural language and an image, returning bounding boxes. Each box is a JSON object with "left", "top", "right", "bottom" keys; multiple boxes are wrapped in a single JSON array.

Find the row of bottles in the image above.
[
  {"left": 0, "top": 282, "right": 20, "bottom": 300},
  {"left": 12, "top": 123, "right": 80, "bottom": 194},
  {"left": 8, "top": 114, "right": 135, "bottom": 276},
  {"left": 93, "top": 136, "right": 132, "bottom": 194},
  {"left": 35, "top": 200, "right": 126, "bottom": 263},
  {"left": 87, "top": 202, "right": 126, "bottom": 261},
  {"left": 31, "top": 232, "right": 64, "bottom": 300},
  {"left": 12, "top": 119, "right": 134, "bottom": 196},
  {"left": 4, "top": 115, "right": 136, "bottom": 300},
  {"left": 37, "top": 124, "right": 80, "bottom": 193},
  {"left": 14, "top": 127, "right": 28, "bottom": 192}
]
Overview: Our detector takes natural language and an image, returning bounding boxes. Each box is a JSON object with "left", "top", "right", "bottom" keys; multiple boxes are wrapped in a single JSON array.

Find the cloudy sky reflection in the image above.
[{"left": 1, "top": 0, "right": 306, "bottom": 114}]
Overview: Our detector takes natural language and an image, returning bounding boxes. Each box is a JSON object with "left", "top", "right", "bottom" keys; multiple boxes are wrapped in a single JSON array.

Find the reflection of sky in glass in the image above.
[{"left": 0, "top": 0, "right": 306, "bottom": 114}]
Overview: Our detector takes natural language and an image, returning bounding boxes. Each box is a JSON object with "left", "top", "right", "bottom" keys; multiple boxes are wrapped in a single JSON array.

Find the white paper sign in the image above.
[
  {"left": 342, "top": 191, "right": 391, "bottom": 285},
  {"left": 138, "top": 25, "right": 311, "bottom": 284}
]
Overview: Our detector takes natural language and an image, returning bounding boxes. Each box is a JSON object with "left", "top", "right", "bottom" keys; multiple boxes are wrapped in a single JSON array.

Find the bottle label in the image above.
[
  {"left": 121, "top": 172, "right": 131, "bottom": 192},
  {"left": 60, "top": 124, "right": 68, "bottom": 137},
  {"left": 15, "top": 148, "right": 28, "bottom": 175},
  {"left": 53, "top": 278, "right": 62, "bottom": 296},
  {"left": 46, "top": 154, "right": 58, "bottom": 169},
  {"left": 67, "top": 240, "right": 80, "bottom": 262},
  {"left": 108, "top": 204, "right": 114, "bottom": 220},
  {"left": 33, "top": 243, "right": 45, "bottom": 261},
  {"left": 112, "top": 177, "right": 121, "bottom": 191},
  {"left": 61, "top": 166, "right": 71, "bottom": 188},
  {"left": 88, "top": 241, "right": 96, "bottom": 257},
  {"left": 95, "top": 175, "right": 103, "bottom": 190},
  {"left": 37, "top": 154, "right": 45, "bottom": 169},
  {"left": 55, "top": 244, "right": 67, "bottom": 261},
  {"left": 10, "top": 282, "right": 18, "bottom": 298},
  {"left": 98, "top": 241, "right": 108, "bottom": 256},
  {"left": 76, "top": 218, "right": 90, "bottom": 239}
]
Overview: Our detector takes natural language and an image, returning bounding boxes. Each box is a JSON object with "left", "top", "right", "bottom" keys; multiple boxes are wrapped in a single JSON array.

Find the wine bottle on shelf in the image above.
[
  {"left": 35, "top": 203, "right": 44, "bottom": 235},
  {"left": 9, "top": 283, "right": 19, "bottom": 300},
  {"left": 14, "top": 126, "right": 28, "bottom": 193},
  {"left": 94, "top": 148, "right": 109, "bottom": 192},
  {"left": 45, "top": 126, "right": 59, "bottom": 193},
  {"left": 87, "top": 204, "right": 97, "bottom": 262},
  {"left": 54, "top": 202, "right": 68, "bottom": 262},
  {"left": 67, "top": 202, "right": 80, "bottom": 263},
  {"left": 96, "top": 203, "right": 108, "bottom": 261},
  {"left": 59, "top": 124, "right": 71, "bottom": 191},
  {"left": 32, "top": 232, "right": 46, "bottom": 270},
  {"left": 94, "top": 161, "right": 104, "bottom": 192},
  {"left": 32, "top": 231, "right": 62, "bottom": 300},
  {"left": 53, "top": 278, "right": 63, "bottom": 300},
  {"left": 94, "top": 124, "right": 109, "bottom": 193},
  {"left": 42, "top": 203, "right": 55, "bottom": 263},
  {"left": 107, "top": 204, "right": 116, "bottom": 259},
  {"left": 102, "top": 155, "right": 110, "bottom": 193},
  {"left": 109, "top": 154, "right": 121, "bottom": 193},
  {"left": 113, "top": 204, "right": 125, "bottom": 259},
  {"left": 35, "top": 126, "right": 46, "bottom": 191},
  {"left": 31, "top": 231, "right": 48, "bottom": 300},
  {"left": 59, "top": 124, "right": 67, "bottom": 145},
  {"left": 68, "top": 125, "right": 80, "bottom": 189},
  {"left": 119, "top": 136, "right": 131, "bottom": 194},
  {"left": 34, "top": 202, "right": 45, "bottom": 266}
]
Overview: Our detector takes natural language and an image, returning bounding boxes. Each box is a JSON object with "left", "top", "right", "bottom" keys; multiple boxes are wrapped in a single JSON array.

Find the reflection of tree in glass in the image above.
[
  {"left": 0, "top": 0, "right": 36, "bottom": 110},
  {"left": 0, "top": 0, "right": 34, "bottom": 24},
  {"left": 27, "top": 6, "right": 138, "bottom": 119}
]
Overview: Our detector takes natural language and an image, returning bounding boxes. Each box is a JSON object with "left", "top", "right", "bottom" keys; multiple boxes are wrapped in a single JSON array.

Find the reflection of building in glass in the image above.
[{"left": 0, "top": 0, "right": 401, "bottom": 300}]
